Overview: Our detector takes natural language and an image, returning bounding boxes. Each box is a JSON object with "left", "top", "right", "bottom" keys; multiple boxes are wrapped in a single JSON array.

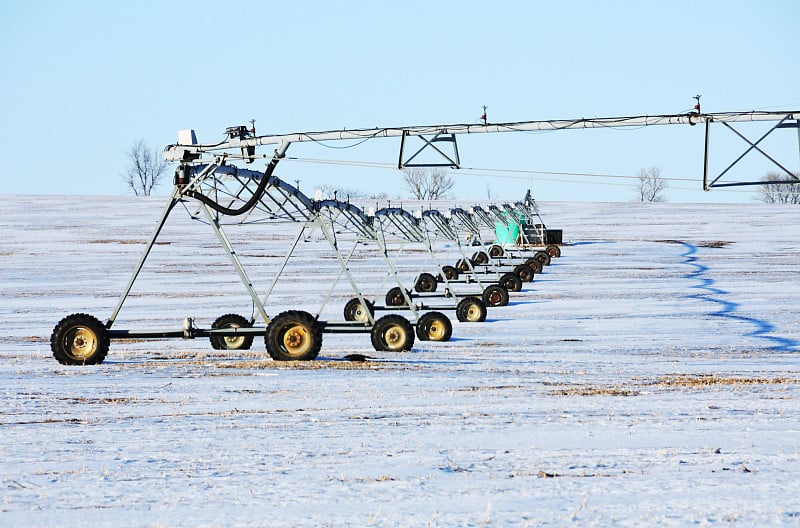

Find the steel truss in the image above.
[
  {"left": 703, "top": 115, "right": 800, "bottom": 189},
  {"left": 165, "top": 110, "right": 798, "bottom": 190},
  {"left": 368, "top": 208, "right": 498, "bottom": 314},
  {"left": 178, "top": 165, "right": 457, "bottom": 344},
  {"left": 312, "top": 201, "right": 465, "bottom": 320},
  {"left": 55, "top": 159, "right": 533, "bottom": 364}
]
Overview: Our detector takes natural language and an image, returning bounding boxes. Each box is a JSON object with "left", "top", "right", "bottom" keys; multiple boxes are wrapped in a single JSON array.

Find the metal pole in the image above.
[
  {"left": 703, "top": 118, "right": 711, "bottom": 191},
  {"left": 315, "top": 215, "right": 381, "bottom": 323},
  {"left": 165, "top": 111, "right": 798, "bottom": 159},
  {"left": 310, "top": 220, "right": 370, "bottom": 322},
  {"left": 199, "top": 203, "right": 271, "bottom": 325},
  {"left": 796, "top": 121, "right": 800, "bottom": 174},
  {"left": 373, "top": 218, "right": 419, "bottom": 318},
  {"left": 106, "top": 189, "right": 181, "bottom": 327},
  {"left": 259, "top": 221, "right": 309, "bottom": 311}
]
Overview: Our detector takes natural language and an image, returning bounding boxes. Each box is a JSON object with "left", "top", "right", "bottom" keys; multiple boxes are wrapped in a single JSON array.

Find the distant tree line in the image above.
[
  {"left": 315, "top": 185, "right": 395, "bottom": 201},
  {"left": 758, "top": 171, "right": 800, "bottom": 204},
  {"left": 315, "top": 168, "right": 455, "bottom": 202}
]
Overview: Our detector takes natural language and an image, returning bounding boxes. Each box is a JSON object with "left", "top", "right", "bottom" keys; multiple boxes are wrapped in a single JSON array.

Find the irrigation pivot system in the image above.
[
  {"left": 48, "top": 160, "right": 561, "bottom": 365},
  {"left": 50, "top": 108, "right": 799, "bottom": 365},
  {"left": 164, "top": 109, "right": 799, "bottom": 190}
]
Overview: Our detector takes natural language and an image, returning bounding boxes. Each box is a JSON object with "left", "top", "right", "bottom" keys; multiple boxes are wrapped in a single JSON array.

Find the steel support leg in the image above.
[
  {"left": 259, "top": 221, "right": 309, "bottom": 311},
  {"left": 199, "top": 202, "right": 271, "bottom": 325},
  {"left": 315, "top": 216, "right": 384, "bottom": 323},
  {"left": 106, "top": 188, "right": 181, "bottom": 327}
]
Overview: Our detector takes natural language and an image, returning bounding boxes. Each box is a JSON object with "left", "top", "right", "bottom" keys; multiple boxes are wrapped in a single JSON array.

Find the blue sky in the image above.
[{"left": 1, "top": 0, "right": 798, "bottom": 202}]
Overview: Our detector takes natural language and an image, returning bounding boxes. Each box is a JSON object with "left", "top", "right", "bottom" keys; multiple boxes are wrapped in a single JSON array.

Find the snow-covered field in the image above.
[{"left": 2, "top": 195, "right": 799, "bottom": 527}]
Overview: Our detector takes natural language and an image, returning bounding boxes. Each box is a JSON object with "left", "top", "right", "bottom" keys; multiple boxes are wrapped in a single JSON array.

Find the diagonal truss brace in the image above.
[
  {"left": 704, "top": 116, "right": 800, "bottom": 189},
  {"left": 398, "top": 130, "right": 461, "bottom": 169}
]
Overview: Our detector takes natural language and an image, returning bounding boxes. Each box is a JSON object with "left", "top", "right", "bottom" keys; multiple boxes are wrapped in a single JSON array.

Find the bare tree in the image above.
[
  {"left": 634, "top": 167, "right": 668, "bottom": 202},
  {"left": 124, "top": 139, "right": 168, "bottom": 196},
  {"left": 403, "top": 168, "right": 455, "bottom": 200},
  {"left": 317, "top": 184, "right": 369, "bottom": 200},
  {"left": 757, "top": 171, "right": 800, "bottom": 204}
]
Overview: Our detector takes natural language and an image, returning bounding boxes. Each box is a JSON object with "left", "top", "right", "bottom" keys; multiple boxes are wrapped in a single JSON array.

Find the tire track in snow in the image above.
[{"left": 678, "top": 242, "right": 798, "bottom": 351}]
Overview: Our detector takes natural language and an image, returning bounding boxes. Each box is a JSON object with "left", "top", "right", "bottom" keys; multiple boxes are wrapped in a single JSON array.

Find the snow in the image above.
[{"left": 1, "top": 195, "right": 799, "bottom": 527}]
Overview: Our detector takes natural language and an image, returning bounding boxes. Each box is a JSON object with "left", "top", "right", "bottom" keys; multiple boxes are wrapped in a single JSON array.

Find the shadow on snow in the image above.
[{"left": 678, "top": 242, "right": 798, "bottom": 352}]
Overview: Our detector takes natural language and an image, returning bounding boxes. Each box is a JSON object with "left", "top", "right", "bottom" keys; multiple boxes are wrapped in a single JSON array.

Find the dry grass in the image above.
[
  {"left": 550, "top": 386, "right": 639, "bottom": 397},
  {"left": 654, "top": 239, "right": 732, "bottom": 248},
  {"left": 455, "top": 385, "right": 526, "bottom": 392},
  {"left": 216, "top": 359, "right": 395, "bottom": 371},
  {"left": 88, "top": 239, "right": 171, "bottom": 245},
  {"left": 697, "top": 241, "right": 732, "bottom": 248},
  {"left": 653, "top": 374, "right": 794, "bottom": 387},
  {"left": 548, "top": 374, "right": 797, "bottom": 397}
]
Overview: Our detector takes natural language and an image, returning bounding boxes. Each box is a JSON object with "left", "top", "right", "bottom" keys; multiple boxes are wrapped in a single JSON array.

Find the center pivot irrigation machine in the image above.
[{"left": 50, "top": 108, "right": 799, "bottom": 365}]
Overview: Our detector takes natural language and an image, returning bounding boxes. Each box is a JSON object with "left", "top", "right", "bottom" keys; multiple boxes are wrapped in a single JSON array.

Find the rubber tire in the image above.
[
  {"left": 385, "top": 287, "right": 410, "bottom": 307},
  {"left": 513, "top": 264, "right": 535, "bottom": 283},
  {"left": 488, "top": 244, "right": 504, "bottom": 258},
  {"left": 482, "top": 284, "right": 509, "bottom": 307},
  {"left": 456, "top": 258, "right": 472, "bottom": 272},
  {"left": 534, "top": 251, "right": 552, "bottom": 266},
  {"left": 546, "top": 245, "right": 562, "bottom": 258},
  {"left": 343, "top": 297, "right": 375, "bottom": 322},
  {"left": 472, "top": 251, "right": 490, "bottom": 265},
  {"left": 414, "top": 272, "right": 438, "bottom": 293},
  {"left": 371, "top": 315, "right": 414, "bottom": 352},
  {"left": 438, "top": 265, "right": 459, "bottom": 282},
  {"left": 416, "top": 311, "right": 453, "bottom": 341},
  {"left": 456, "top": 297, "right": 488, "bottom": 322},
  {"left": 51, "top": 313, "right": 110, "bottom": 365},
  {"left": 525, "top": 257, "right": 544, "bottom": 274},
  {"left": 210, "top": 314, "right": 254, "bottom": 350},
  {"left": 265, "top": 310, "right": 322, "bottom": 361},
  {"left": 500, "top": 272, "right": 522, "bottom": 292}
]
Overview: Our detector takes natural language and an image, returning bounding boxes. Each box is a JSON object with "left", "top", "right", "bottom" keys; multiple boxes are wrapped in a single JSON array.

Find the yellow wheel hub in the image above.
[
  {"left": 65, "top": 326, "right": 98, "bottom": 360},
  {"left": 466, "top": 305, "right": 481, "bottom": 322},
  {"left": 352, "top": 306, "right": 368, "bottom": 322},
  {"left": 385, "top": 326, "right": 406, "bottom": 349},
  {"left": 427, "top": 321, "right": 446, "bottom": 340},
  {"left": 283, "top": 324, "right": 311, "bottom": 357},
  {"left": 220, "top": 322, "right": 245, "bottom": 348}
]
